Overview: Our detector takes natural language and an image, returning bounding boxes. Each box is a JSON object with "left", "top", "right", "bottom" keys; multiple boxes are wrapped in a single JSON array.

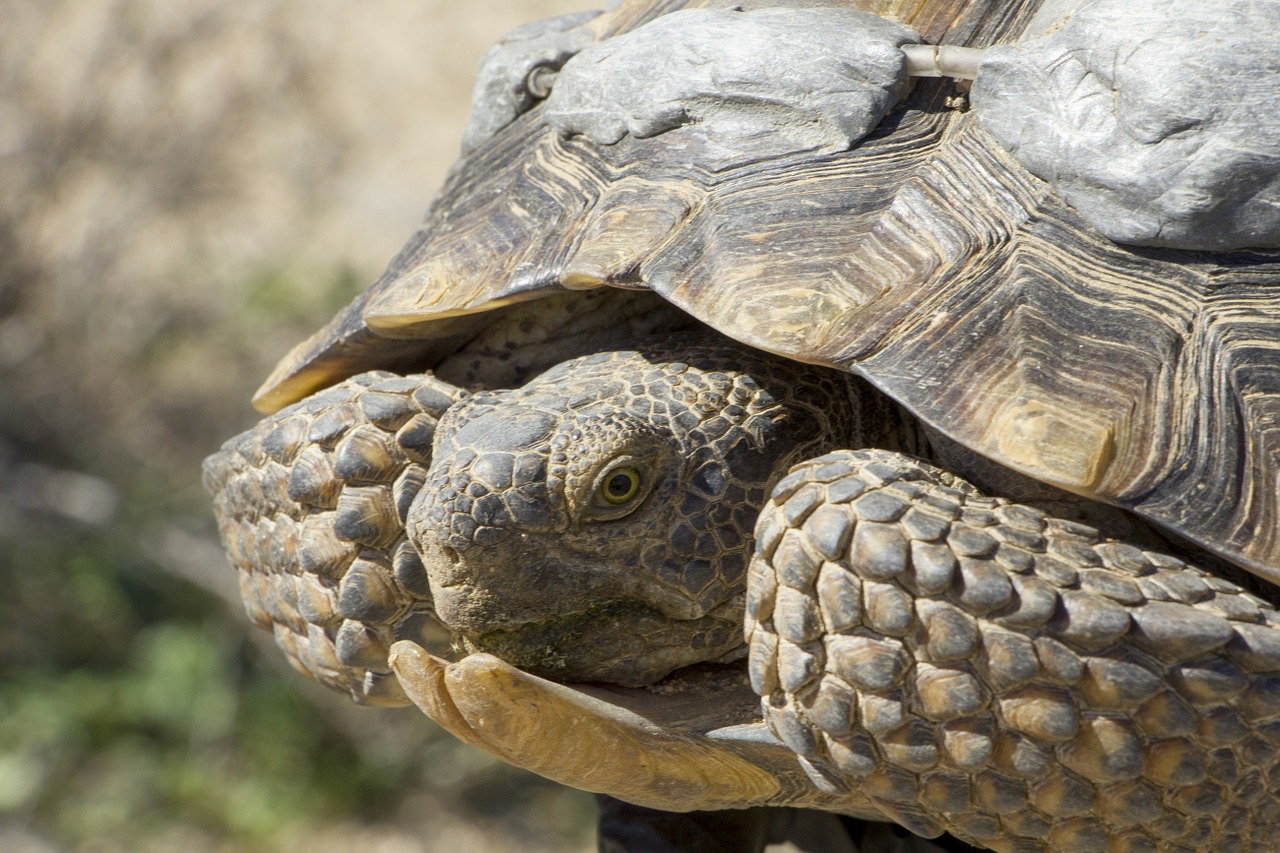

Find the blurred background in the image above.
[{"left": 0, "top": 1, "right": 598, "bottom": 850}]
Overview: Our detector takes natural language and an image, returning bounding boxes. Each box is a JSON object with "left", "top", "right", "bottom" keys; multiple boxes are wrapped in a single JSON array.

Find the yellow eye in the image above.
[{"left": 600, "top": 466, "right": 642, "bottom": 505}]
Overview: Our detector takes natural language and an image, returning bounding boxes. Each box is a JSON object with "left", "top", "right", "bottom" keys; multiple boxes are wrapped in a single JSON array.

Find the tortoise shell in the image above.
[{"left": 252, "top": 0, "right": 1280, "bottom": 583}]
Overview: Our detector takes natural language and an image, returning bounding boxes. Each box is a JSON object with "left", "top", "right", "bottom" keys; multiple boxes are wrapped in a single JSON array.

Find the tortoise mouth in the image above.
[{"left": 454, "top": 599, "right": 746, "bottom": 688}]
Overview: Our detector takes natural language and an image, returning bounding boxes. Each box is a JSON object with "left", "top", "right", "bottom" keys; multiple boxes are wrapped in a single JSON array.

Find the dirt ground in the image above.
[{"left": 0, "top": 1, "right": 598, "bottom": 850}]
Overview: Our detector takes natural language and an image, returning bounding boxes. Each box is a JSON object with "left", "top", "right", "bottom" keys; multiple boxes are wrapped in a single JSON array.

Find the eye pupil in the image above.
[{"left": 601, "top": 467, "right": 641, "bottom": 505}]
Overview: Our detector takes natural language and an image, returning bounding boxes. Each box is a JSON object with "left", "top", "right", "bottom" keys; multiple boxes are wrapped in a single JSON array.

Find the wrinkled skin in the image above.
[{"left": 410, "top": 338, "right": 848, "bottom": 686}]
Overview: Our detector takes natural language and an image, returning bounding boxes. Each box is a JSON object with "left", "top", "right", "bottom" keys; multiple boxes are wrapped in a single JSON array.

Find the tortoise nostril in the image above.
[{"left": 442, "top": 545, "right": 460, "bottom": 565}]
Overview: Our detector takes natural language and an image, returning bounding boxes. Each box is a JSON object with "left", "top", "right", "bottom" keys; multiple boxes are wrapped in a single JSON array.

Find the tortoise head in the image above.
[{"left": 407, "top": 340, "right": 845, "bottom": 686}]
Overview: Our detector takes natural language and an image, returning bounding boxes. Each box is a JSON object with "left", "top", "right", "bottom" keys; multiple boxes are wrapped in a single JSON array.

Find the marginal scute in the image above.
[{"left": 562, "top": 181, "right": 696, "bottom": 287}]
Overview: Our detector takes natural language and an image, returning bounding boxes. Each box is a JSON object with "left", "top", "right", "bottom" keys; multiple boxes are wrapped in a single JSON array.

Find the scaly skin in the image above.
[
  {"left": 203, "top": 370, "right": 463, "bottom": 705},
  {"left": 410, "top": 338, "right": 848, "bottom": 686},
  {"left": 751, "top": 450, "right": 1280, "bottom": 851}
]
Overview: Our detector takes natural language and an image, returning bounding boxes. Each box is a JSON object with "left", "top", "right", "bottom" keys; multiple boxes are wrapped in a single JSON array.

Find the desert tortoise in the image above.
[{"left": 205, "top": 0, "right": 1280, "bottom": 849}]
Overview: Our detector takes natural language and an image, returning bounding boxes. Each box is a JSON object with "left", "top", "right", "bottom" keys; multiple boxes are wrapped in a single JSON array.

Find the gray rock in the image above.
[
  {"left": 973, "top": 0, "right": 1280, "bottom": 251},
  {"left": 460, "top": 10, "right": 601, "bottom": 154},
  {"left": 544, "top": 7, "right": 920, "bottom": 161}
]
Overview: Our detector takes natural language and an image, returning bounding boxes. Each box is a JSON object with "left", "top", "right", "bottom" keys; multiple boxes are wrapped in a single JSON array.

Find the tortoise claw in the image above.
[{"left": 386, "top": 641, "right": 487, "bottom": 750}]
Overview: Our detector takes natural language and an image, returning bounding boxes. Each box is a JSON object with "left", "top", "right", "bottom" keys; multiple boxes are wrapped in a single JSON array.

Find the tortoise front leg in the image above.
[
  {"left": 750, "top": 449, "right": 1280, "bottom": 852},
  {"left": 204, "top": 370, "right": 464, "bottom": 705}
]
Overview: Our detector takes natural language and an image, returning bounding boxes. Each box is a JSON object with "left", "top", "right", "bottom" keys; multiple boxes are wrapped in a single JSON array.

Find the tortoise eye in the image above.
[{"left": 600, "top": 466, "right": 642, "bottom": 505}]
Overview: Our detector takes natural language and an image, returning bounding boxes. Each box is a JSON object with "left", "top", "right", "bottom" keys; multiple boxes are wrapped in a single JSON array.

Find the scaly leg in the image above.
[
  {"left": 203, "top": 370, "right": 463, "bottom": 705},
  {"left": 748, "top": 449, "right": 1280, "bottom": 852}
]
